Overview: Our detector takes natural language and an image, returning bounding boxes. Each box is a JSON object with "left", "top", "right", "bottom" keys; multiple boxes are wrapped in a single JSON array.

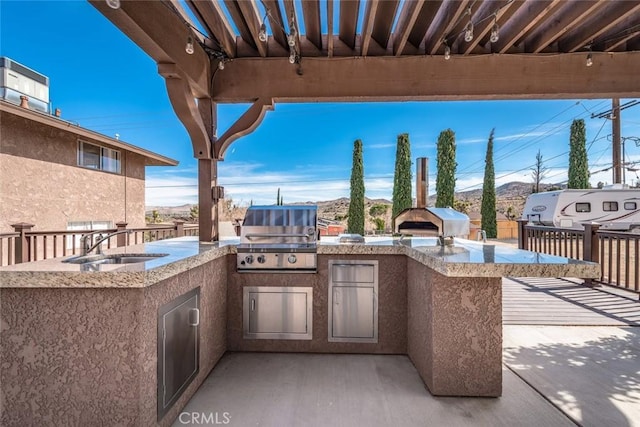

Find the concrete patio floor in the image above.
[{"left": 174, "top": 278, "right": 640, "bottom": 427}]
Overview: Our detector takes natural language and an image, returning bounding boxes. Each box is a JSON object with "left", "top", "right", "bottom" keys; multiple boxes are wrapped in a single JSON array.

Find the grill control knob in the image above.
[
  {"left": 257, "top": 255, "right": 266, "bottom": 264},
  {"left": 287, "top": 254, "right": 297, "bottom": 264},
  {"left": 244, "top": 255, "right": 254, "bottom": 264}
]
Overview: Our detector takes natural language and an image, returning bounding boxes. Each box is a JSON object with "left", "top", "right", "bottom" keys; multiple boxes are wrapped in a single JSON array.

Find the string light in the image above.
[
  {"left": 490, "top": 16, "right": 499, "bottom": 43},
  {"left": 259, "top": 23, "right": 268, "bottom": 42},
  {"left": 218, "top": 60, "right": 225, "bottom": 70},
  {"left": 185, "top": 36, "right": 194, "bottom": 54},
  {"left": 586, "top": 52, "right": 593, "bottom": 67},
  {"left": 106, "top": 0, "right": 120, "bottom": 9},
  {"left": 443, "top": 39, "right": 451, "bottom": 60},
  {"left": 289, "top": 52, "right": 297, "bottom": 64},
  {"left": 464, "top": 8, "right": 474, "bottom": 42}
]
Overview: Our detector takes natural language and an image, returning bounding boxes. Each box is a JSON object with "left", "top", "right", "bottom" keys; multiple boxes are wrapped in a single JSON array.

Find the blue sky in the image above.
[{"left": 2, "top": 1, "right": 639, "bottom": 207}]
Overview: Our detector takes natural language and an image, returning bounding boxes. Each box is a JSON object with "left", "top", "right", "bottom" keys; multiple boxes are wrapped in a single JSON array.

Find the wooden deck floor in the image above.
[
  {"left": 503, "top": 277, "right": 640, "bottom": 326},
  {"left": 503, "top": 277, "right": 640, "bottom": 427}
]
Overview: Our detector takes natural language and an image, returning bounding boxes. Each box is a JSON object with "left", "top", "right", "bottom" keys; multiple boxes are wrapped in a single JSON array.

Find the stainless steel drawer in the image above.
[{"left": 331, "top": 263, "right": 375, "bottom": 283}]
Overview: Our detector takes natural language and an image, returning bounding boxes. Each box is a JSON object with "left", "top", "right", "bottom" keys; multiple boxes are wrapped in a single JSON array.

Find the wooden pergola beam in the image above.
[
  {"left": 393, "top": 0, "right": 426, "bottom": 56},
  {"left": 424, "top": 0, "right": 471, "bottom": 55},
  {"left": 302, "top": 0, "right": 322, "bottom": 50},
  {"left": 89, "top": 0, "right": 211, "bottom": 97},
  {"left": 361, "top": 0, "right": 379, "bottom": 56},
  {"left": 371, "top": 0, "right": 400, "bottom": 50},
  {"left": 339, "top": 0, "right": 359, "bottom": 49},
  {"left": 458, "top": 0, "right": 520, "bottom": 55},
  {"left": 212, "top": 52, "right": 640, "bottom": 102},
  {"left": 262, "top": 0, "right": 288, "bottom": 50},
  {"left": 527, "top": 0, "right": 606, "bottom": 53},
  {"left": 406, "top": 0, "right": 442, "bottom": 53},
  {"left": 494, "top": 0, "right": 562, "bottom": 54},
  {"left": 559, "top": 2, "right": 640, "bottom": 53},
  {"left": 187, "top": 0, "right": 237, "bottom": 58},
  {"left": 236, "top": 0, "right": 268, "bottom": 57}
]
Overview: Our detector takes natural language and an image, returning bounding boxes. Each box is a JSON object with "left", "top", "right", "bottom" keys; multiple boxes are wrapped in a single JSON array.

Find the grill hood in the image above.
[{"left": 239, "top": 205, "right": 318, "bottom": 246}]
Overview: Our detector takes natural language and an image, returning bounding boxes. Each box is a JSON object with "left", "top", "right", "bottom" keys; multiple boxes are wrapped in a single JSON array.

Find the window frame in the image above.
[
  {"left": 575, "top": 202, "right": 591, "bottom": 213},
  {"left": 603, "top": 201, "right": 618, "bottom": 212},
  {"left": 78, "top": 140, "right": 121, "bottom": 174},
  {"left": 624, "top": 201, "right": 637, "bottom": 211}
]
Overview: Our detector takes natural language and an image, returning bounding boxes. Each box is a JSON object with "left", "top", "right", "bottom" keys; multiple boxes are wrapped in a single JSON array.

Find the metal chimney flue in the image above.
[{"left": 416, "top": 157, "right": 428, "bottom": 209}]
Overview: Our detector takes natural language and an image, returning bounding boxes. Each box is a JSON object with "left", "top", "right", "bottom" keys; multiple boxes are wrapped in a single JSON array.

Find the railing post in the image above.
[
  {"left": 517, "top": 219, "right": 528, "bottom": 250},
  {"left": 116, "top": 221, "right": 128, "bottom": 247},
  {"left": 174, "top": 220, "right": 185, "bottom": 237},
  {"left": 11, "top": 222, "right": 34, "bottom": 264},
  {"left": 582, "top": 222, "right": 601, "bottom": 287}
]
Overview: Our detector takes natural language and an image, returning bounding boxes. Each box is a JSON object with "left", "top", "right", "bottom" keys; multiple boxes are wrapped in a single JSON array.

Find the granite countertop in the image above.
[{"left": 0, "top": 236, "right": 600, "bottom": 288}]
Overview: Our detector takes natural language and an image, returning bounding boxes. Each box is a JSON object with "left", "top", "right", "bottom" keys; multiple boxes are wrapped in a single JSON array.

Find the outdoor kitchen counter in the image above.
[
  {"left": 0, "top": 236, "right": 238, "bottom": 288},
  {"left": 318, "top": 236, "right": 601, "bottom": 278},
  {"left": 0, "top": 236, "right": 600, "bottom": 288}
]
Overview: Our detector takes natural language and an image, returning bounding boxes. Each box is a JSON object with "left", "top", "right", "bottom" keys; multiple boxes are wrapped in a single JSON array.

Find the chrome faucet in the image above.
[{"left": 81, "top": 230, "right": 132, "bottom": 256}]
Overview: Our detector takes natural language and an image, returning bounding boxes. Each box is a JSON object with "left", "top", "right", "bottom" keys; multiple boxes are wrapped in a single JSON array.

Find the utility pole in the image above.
[{"left": 612, "top": 98, "right": 622, "bottom": 184}]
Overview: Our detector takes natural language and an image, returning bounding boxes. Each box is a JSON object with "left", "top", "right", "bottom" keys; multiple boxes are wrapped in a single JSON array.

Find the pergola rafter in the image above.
[{"left": 89, "top": 0, "right": 640, "bottom": 242}]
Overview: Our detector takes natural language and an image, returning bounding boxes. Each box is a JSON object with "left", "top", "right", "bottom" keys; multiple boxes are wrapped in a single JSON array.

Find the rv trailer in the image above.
[{"left": 521, "top": 187, "right": 640, "bottom": 231}]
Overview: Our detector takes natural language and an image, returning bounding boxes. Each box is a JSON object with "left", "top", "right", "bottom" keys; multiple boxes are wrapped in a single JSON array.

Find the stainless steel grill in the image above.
[{"left": 236, "top": 205, "right": 318, "bottom": 272}]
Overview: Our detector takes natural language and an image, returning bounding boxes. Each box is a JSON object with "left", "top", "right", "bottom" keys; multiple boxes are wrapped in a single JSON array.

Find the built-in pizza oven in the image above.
[
  {"left": 236, "top": 205, "right": 318, "bottom": 272},
  {"left": 393, "top": 157, "right": 470, "bottom": 244}
]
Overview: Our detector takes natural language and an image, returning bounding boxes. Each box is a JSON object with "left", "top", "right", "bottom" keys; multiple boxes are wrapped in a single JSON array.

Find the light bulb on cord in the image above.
[
  {"left": 490, "top": 22, "right": 499, "bottom": 43},
  {"left": 218, "top": 60, "right": 225, "bottom": 70},
  {"left": 106, "top": 0, "right": 120, "bottom": 9},
  {"left": 586, "top": 52, "right": 593, "bottom": 67},
  {"left": 289, "top": 52, "right": 296, "bottom": 64},
  {"left": 185, "top": 36, "right": 195, "bottom": 54},
  {"left": 444, "top": 45, "right": 451, "bottom": 60},
  {"left": 464, "top": 21, "right": 474, "bottom": 43},
  {"left": 259, "top": 23, "right": 267, "bottom": 42}
]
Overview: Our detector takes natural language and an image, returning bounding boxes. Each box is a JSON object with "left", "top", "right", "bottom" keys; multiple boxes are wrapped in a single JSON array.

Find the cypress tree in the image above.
[
  {"left": 435, "top": 129, "right": 457, "bottom": 208},
  {"left": 391, "top": 133, "right": 412, "bottom": 229},
  {"left": 347, "top": 139, "right": 365, "bottom": 235},
  {"left": 481, "top": 129, "right": 497, "bottom": 238},
  {"left": 276, "top": 188, "right": 281, "bottom": 205},
  {"left": 568, "top": 119, "right": 590, "bottom": 189}
]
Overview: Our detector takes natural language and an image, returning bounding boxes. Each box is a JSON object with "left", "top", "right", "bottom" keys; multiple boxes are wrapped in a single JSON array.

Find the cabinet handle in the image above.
[
  {"left": 188, "top": 308, "right": 200, "bottom": 326},
  {"left": 250, "top": 299, "right": 256, "bottom": 311},
  {"left": 333, "top": 290, "right": 339, "bottom": 305}
]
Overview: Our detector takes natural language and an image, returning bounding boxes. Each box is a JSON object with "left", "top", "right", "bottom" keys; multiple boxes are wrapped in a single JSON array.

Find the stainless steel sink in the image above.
[{"left": 63, "top": 253, "right": 169, "bottom": 265}]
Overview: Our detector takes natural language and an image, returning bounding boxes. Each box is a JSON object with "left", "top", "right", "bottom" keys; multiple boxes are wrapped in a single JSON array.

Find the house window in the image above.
[
  {"left": 78, "top": 141, "right": 121, "bottom": 173},
  {"left": 575, "top": 203, "right": 591, "bottom": 213},
  {"left": 624, "top": 202, "right": 637, "bottom": 210},
  {"left": 603, "top": 201, "right": 618, "bottom": 212}
]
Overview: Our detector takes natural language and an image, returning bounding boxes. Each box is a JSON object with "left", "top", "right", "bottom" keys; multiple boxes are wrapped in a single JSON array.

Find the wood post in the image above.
[
  {"left": 173, "top": 220, "right": 185, "bottom": 237},
  {"left": 116, "top": 222, "right": 128, "bottom": 247},
  {"left": 11, "top": 223, "right": 34, "bottom": 264},
  {"left": 582, "top": 222, "right": 601, "bottom": 286},
  {"left": 198, "top": 159, "right": 219, "bottom": 242},
  {"left": 517, "top": 219, "right": 528, "bottom": 250}
]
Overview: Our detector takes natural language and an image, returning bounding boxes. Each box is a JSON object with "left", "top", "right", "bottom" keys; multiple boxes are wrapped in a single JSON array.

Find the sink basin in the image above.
[{"left": 63, "top": 253, "right": 169, "bottom": 265}]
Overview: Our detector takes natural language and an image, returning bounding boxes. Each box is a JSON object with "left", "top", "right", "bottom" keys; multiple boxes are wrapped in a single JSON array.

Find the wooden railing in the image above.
[
  {"left": 1, "top": 221, "right": 199, "bottom": 267},
  {"left": 518, "top": 220, "right": 639, "bottom": 298}
]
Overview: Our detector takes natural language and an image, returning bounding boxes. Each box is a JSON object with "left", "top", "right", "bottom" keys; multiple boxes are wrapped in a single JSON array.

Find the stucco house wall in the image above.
[{"left": 0, "top": 106, "right": 174, "bottom": 233}]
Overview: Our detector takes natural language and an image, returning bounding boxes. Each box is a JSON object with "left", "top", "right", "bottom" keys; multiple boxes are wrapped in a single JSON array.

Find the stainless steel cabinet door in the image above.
[
  {"left": 244, "top": 287, "right": 313, "bottom": 340},
  {"left": 331, "top": 286, "right": 376, "bottom": 339},
  {"left": 157, "top": 287, "right": 200, "bottom": 420}
]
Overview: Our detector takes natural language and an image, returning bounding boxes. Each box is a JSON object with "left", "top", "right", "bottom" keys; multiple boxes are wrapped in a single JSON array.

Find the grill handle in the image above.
[{"left": 244, "top": 233, "right": 313, "bottom": 239}]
